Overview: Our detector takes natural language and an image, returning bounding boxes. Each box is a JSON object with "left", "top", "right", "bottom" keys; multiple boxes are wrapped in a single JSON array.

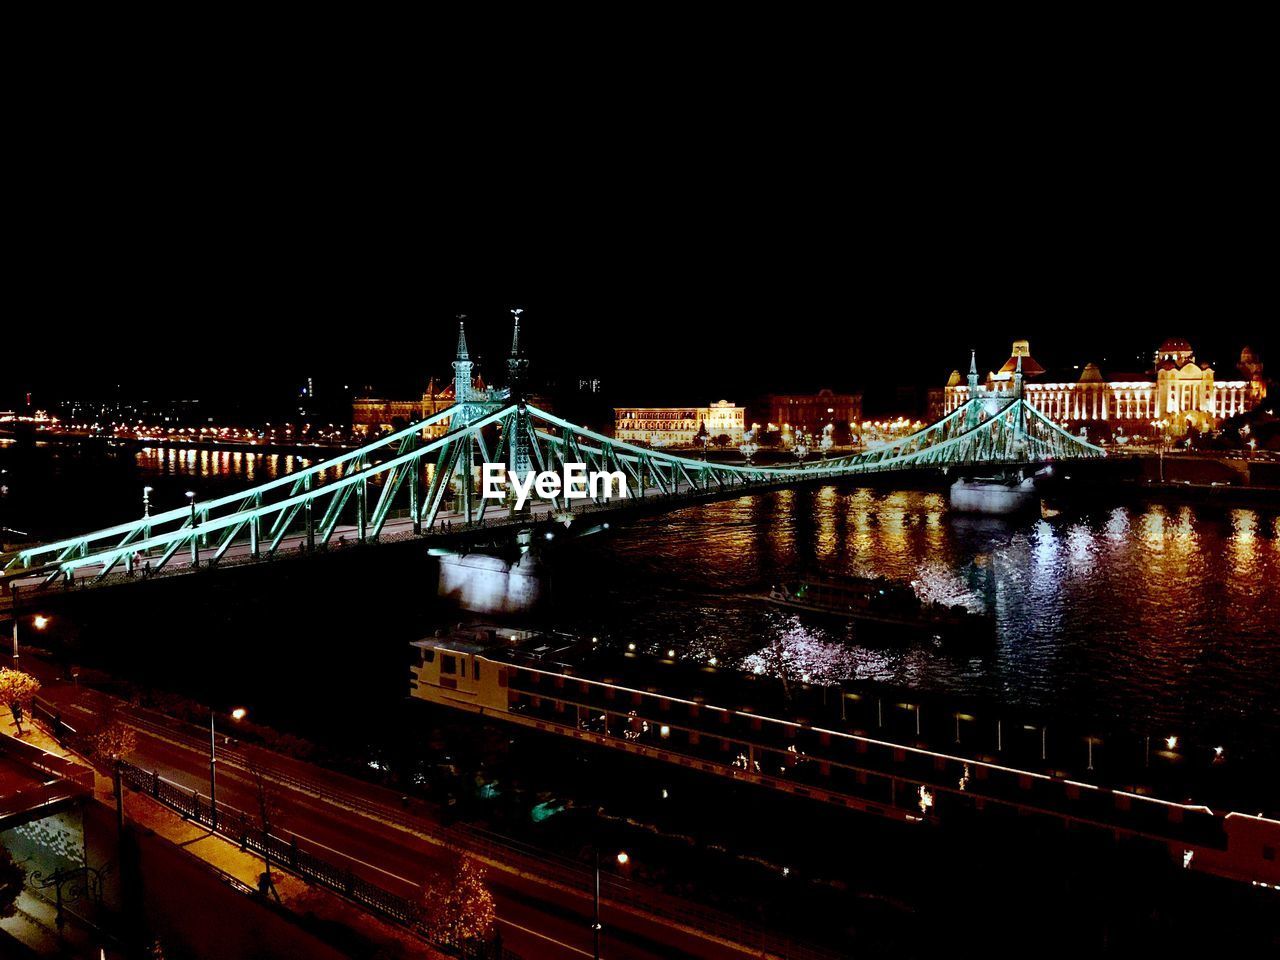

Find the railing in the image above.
[
  {"left": 30, "top": 695, "right": 842, "bottom": 960},
  {"left": 28, "top": 700, "right": 515, "bottom": 960}
]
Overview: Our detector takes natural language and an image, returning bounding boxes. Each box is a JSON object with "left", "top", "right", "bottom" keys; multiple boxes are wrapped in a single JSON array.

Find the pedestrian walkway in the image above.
[{"left": 8, "top": 719, "right": 447, "bottom": 960}]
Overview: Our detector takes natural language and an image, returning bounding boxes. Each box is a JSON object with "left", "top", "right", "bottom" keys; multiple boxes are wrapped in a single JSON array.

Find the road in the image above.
[{"left": 30, "top": 674, "right": 830, "bottom": 960}]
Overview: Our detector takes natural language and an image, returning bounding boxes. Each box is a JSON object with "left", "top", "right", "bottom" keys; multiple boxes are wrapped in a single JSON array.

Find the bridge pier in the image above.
[{"left": 435, "top": 535, "right": 543, "bottom": 615}]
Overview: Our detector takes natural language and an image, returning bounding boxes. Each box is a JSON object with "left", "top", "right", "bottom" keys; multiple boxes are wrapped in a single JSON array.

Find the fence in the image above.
[
  {"left": 29, "top": 699, "right": 514, "bottom": 960},
  {"left": 30, "top": 695, "right": 844, "bottom": 960}
]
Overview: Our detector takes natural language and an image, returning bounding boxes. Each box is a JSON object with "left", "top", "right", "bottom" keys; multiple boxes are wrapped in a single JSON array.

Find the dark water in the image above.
[
  {"left": 552, "top": 488, "right": 1280, "bottom": 765},
  {"left": 5, "top": 441, "right": 1280, "bottom": 776}
]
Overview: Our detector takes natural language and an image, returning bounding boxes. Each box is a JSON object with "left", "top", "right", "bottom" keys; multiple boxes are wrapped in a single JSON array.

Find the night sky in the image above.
[{"left": 7, "top": 68, "right": 1271, "bottom": 415}]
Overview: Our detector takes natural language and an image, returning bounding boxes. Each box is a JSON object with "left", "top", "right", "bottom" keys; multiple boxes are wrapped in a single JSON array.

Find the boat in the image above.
[
  {"left": 949, "top": 475, "right": 1038, "bottom": 514},
  {"left": 763, "top": 576, "right": 994, "bottom": 648}
]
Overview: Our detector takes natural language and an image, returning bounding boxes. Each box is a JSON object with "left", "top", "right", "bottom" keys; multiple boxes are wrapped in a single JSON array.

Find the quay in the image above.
[{"left": 410, "top": 627, "right": 1280, "bottom": 889}]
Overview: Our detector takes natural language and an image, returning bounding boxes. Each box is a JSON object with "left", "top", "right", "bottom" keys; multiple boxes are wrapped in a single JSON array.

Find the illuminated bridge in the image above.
[{"left": 2, "top": 319, "right": 1102, "bottom": 601}]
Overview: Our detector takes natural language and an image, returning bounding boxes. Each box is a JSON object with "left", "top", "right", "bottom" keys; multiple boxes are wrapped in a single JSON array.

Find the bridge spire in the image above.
[
  {"left": 1013, "top": 352, "right": 1024, "bottom": 397},
  {"left": 507, "top": 308, "right": 529, "bottom": 400},
  {"left": 455, "top": 317, "right": 470, "bottom": 361},
  {"left": 507, "top": 308, "right": 532, "bottom": 476},
  {"left": 966, "top": 349, "right": 981, "bottom": 428},
  {"left": 452, "top": 315, "right": 474, "bottom": 418}
]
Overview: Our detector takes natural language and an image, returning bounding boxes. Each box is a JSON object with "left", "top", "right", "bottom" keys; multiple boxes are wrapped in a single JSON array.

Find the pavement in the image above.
[{"left": 18, "top": 662, "right": 833, "bottom": 960}]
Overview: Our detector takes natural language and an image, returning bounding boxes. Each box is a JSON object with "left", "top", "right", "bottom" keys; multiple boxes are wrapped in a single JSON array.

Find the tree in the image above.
[
  {"left": 0, "top": 668, "right": 40, "bottom": 736},
  {"left": 244, "top": 748, "right": 283, "bottom": 902},
  {"left": 0, "top": 844, "right": 25, "bottom": 919},
  {"left": 422, "top": 855, "right": 495, "bottom": 945},
  {"left": 91, "top": 702, "right": 137, "bottom": 763},
  {"left": 712, "top": 434, "right": 731, "bottom": 448}
]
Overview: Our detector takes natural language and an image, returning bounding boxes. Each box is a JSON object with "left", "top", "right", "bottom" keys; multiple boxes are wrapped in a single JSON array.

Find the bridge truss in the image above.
[{"left": 2, "top": 392, "right": 1102, "bottom": 588}]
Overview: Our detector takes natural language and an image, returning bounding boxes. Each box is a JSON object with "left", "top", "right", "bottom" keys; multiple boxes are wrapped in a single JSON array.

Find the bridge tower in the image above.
[
  {"left": 452, "top": 316, "right": 474, "bottom": 426},
  {"left": 1011, "top": 353, "right": 1026, "bottom": 441},
  {"left": 507, "top": 308, "right": 531, "bottom": 475},
  {"left": 966, "top": 349, "right": 981, "bottom": 429}
]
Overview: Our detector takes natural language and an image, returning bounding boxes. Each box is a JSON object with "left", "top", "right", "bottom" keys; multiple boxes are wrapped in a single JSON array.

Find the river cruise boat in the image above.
[
  {"left": 764, "top": 577, "right": 994, "bottom": 647},
  {"left": 407, "top": 625, "right": 1280, "bottom": 889}
]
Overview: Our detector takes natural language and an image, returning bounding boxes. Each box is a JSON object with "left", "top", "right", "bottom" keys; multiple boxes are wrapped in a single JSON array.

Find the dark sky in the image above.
[{"left": 6, "top": 57, "right": 1272, "bottom": 413}]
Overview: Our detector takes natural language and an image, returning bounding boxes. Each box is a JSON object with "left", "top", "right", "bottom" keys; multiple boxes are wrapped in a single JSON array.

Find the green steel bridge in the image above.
[{"left": 2, "top": 319, "right": 1103, "bottom": 598}]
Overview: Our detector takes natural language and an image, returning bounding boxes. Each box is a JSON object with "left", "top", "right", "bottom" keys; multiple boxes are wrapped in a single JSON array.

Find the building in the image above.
[
  {"left": 351, "top": 376, "right": 487, "bottom": 437},
  {"left": 762, "top": 389, "right": 861, "bottom": 435},
  {"left": 613, "top": 400, "right": 746, "bottom": 447},
  {"left": 942, "top": 338, "right": 1266, "bottom": 436}
]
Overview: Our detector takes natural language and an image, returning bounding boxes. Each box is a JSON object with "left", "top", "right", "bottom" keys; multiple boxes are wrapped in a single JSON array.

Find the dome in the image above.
[
  {"left": 1159, "top": 337, "right": 1193, "bottom": 354},
  {"left": 1241, "top": 345, "right": 1257, "bottom": 361},
  {"left": 946, "top": 369, "right": 962, "bottom": 387},
  {"left": 1078, "top": 362, "right": 1104, "bottom": 383}
]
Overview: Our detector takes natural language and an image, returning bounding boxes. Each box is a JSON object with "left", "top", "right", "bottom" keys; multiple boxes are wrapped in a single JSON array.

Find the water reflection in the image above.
[{"left": 559, "top": 487, "right": 1280, "bottom": 762}]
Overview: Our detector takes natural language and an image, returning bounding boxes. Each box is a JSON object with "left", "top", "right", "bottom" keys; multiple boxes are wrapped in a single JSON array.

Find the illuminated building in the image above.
[
  {"left": 613, "top": 400, "right": 746, "bottom": 447},
  {"left": 943, "top": 339, "right": 1266, "bottom": 435},
  {"left": 351, "top": 375, "right": 487, "bottom": 437},
  {"left": 763, "top": 389, "right": 861, "bottom": 436}
]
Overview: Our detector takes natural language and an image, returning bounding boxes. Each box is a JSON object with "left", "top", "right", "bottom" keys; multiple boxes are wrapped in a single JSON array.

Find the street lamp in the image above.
[
  {"left": 793, "top": 433, "right": 810, "bottom": 463},
  {"left": 819, "top": 425, "right": 834, "bottom": 459},
  {"left": 210, "top": 706, "right": 247, "bottom": 829},
  {"left": 12, "top": 613, "right": 50, "bottom": 661},
  {"left": 142, "top": 485, "right": 153, "bottom": 518}
]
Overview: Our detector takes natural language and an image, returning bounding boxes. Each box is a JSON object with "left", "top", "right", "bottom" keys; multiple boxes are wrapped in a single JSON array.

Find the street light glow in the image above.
[
  {"left": 33, "top": 615, "right": 50, "bottom": 630},
  {"left": 615, "top": 851, "right": 629, "bottom": 865},
  {"left": 231, "top": 708, "right": 248, "bottom": 721}
]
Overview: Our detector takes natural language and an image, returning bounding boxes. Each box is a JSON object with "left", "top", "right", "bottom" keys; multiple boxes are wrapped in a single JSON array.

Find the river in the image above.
[{"left": 4, "top": 439, "right": 1279, "bottom": 777}]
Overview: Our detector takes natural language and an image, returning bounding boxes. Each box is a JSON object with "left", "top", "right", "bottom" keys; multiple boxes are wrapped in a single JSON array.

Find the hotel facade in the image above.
[
  {"left": 613, "top": 400, "right": 746, "bottom": 447},
  {"left": 942, "top": 339, "right": 1265, "bottom": 435}
]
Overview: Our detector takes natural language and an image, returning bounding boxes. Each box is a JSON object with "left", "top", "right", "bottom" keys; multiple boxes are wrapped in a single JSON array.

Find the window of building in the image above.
[
  {"left": 474, "top": 661, "right": 481, "bottom": 680},
  {"left": 441, "top": 655, "right": 456, "bottom": 675}
]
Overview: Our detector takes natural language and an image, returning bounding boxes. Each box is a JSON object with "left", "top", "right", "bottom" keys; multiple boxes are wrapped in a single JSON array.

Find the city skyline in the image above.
[{"left": 7, "top": 317, "right": 1274, "bottom": 413}]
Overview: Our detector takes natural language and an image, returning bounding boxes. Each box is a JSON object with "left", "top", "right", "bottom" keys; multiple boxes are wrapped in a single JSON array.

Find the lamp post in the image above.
[
  {"left": 591, "top": 847, "right": 602, "bottom": 960},
  {"left": 12, "top": 611, "right": 49, "bottom": 662},
  {"left": 186, "top": 491, "right": 199, "bottom": 567},
  {"left": 210, "top": 707, "right": 247, "bottom": 830},
  {"left": 793, "top": 433, "right": 810, "bottom": 463}
]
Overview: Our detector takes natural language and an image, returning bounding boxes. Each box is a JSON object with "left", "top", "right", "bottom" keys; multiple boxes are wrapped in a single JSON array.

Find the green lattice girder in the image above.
[{"left": 1, "top": 394, "right": 1101, "bottom": 585}]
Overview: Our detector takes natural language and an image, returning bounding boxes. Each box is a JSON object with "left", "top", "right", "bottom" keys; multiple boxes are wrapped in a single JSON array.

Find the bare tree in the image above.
[{"left": 245, "top": 748, "right": 284, "bottom": 903}]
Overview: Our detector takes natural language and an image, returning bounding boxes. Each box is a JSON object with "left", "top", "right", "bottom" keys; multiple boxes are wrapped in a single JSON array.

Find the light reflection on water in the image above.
[
  {"left": 555, "top": 487, "right": 1280, "bottom": 760},
  {"left": 5, "top": 443, "right": 1279, "bottom": 764}
]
